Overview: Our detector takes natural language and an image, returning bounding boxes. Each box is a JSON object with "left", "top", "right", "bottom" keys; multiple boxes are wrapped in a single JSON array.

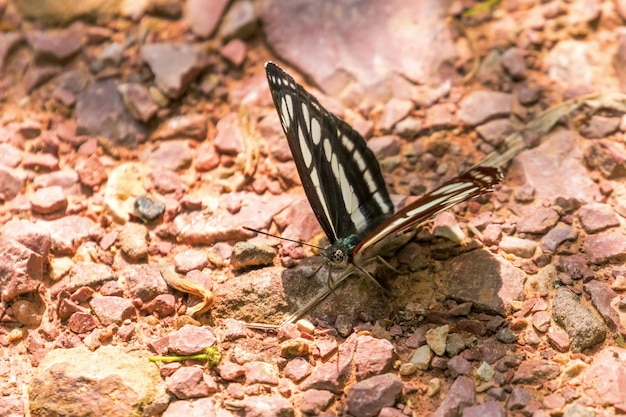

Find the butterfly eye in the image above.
[{"left": 326, "top": 248, "right": 347, "bottom": 266}]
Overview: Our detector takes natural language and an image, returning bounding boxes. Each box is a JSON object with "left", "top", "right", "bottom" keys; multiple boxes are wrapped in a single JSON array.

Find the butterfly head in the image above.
[{"left": 323, "top": 235, "right": 361, "bottom": 267}]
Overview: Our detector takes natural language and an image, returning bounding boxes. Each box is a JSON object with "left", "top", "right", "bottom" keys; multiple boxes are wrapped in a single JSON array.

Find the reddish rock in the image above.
[
  {"left": 582, "top": 347, "right": 626, "bottom": 409},
  {"left": 174, "top": 249, "right": 208, "bottom": 274},
  {"left": 578, "top": 202, "right": 620, "bottom": 233},
  {"left": 166, "top": 366, "right": 212, "bottom": 399},
  {"left": 584, "top": 139, "right": 626, "bottom": 178},
  {"left": 219, "top": 39, "right": 247, "bottom": 67},
  {"left": 76, "top": 155, "right": 108, "bottom": 187},
  {"left": 552, "top": 286, "right": 606, "bottom": 352},
  {"left": 379, "top": 98, "right": 413, "bottom": 132},
  {"left": 90, "top": 296, "right": 136, "bottom": 326},
  {"left": 67, "top": 312, "right": 98, "bottom": 334},
  {"left": 476, "top": 119, "right": 514, "bottom": 147},
  {"left": 507, "top": 386, "right": 532, "bottom": 410},
  {"left": 194, "top": 142, "right": 219, "bottom": 172},
  {"left": 27, "top": 23, "right": 83, "bottom": 61},
  {"left": 146, "top": 141, "right": 193, "bottom": 173},
  {"left": 432, "top": 376, "right": 475, "bottom": 417},
  {"left": 463, "top": 401, "right": 506, "bottom": 417},
  {"left": 546, "top": 331, "right": 570, "bottom": 352},
  {"left": 167, "top": 325, "right": 217, "bottom": 356},
  {"left": 346, "top": 373, "right": 403, "bottom": 417},
  {"left": 33, "top": 170, "right": 80, "bottom": 195},
  {"left": 30, "top": 185, "right": 67, "bottom": 214},
  {"left": 2, "top": 219, "right": 51, "bottom": 256},
  {"left": 584, "top": 280, "right": 622, "bottom": 332},
  {"left": 458, "top": 91, "right": 512, "bottom": 126},
  {"left": 187, "top": 0, "right": 230, "bottom": 38},
  {"left": 152, "top": 115, "right": 208, "bottom": 142},
  {"left": 511, "top": 360, "right": 560, "bottom": 384},
  {"left": 541, "top": 223, "right": 578, "bottom": 252},
  {"left": 300, "top": 389, "right": 334, "bottom": 415},
  {"left": 580, "top": 115, "right": 621, "bottom": 139},
  {"left": 222, "top": 318, "right": 248, "bottom": 341},
  {"left": 584, "top": 231, "right": 626, "bottom": 264},
  {"left": 243, "top": 396, "right": 294, "bottom": 417},
  {"left": 0, "top": 240, "right": 45, "bottom": 302},
  {"left": 141, "top": 43, "right": 208, "bottom": 99},
  {"left": 517, "top": 207, "right": 559, "bottom": 234},
  {"left": 447, "top": 356, "right": 472, "bottom": 378},
  {"left": 354, "top": 336, "right": 395, "bottom": 380},
  {"left": 0, "top": 143, "right": 23, "bottom": 168},
  {"left": 142, "top": 294, "right": 176, "bottom": 317},
  {"left": 119, "top": 263, "right": 168, "bottom": 302},
  {"left": 243, "top": 361, "right": 279, "bottom": 385},
  {"left": 283, "top": 357, "right": 312, "bottom": 382},
  {"left": 36, "top": 215, "right": 104, "bottom": 255},
  {"left": 214, "top": 113, "right": 245, "bottom": 155},
  {"left": 216, "top": 363, "right": 246, "bottom": 381},
  {"left": 502, "top": 47, "right": 527, "bottom": 80},
  {"left": 117, "top": 83, "right": 158, "bottom": 123},
  {"left": 531, "top": 311, "right": 551, "bottom": 333},
  {"left": 22, "top": 153, "right": 60, "bottom": 171}
]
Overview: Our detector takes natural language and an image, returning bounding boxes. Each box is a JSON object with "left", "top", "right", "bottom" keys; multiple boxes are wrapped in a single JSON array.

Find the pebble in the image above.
[
  {"left": 67, "top": 311, "right": 99, "bottom": 334},
  {"left": 11, "top": 299, "right": 44, "bottom": 327},
  {"left": 134, "top": 195, "right": 165, "bottom": 221},
  {"left": 187, "top": 0, "right": 230, "bottom": 37},
  {"left": 354, "top": 335, "right": 395, "bottom": 380},
  {"left": 426, "top": 325, "right": 449, "bottom": 356},
  {"left": 583, "top": 231, "right": 626, "bottom": 264},
  {"left": 89, "top": 296, "right": 136, "bottom": 326},
  {"left": 151, "top": 114, "right": 208, "bottom": 142},
  {"left": 578, "top": 202, "right": 620, "bottom": 233},
  {"left": 166, "top": 325, "right": 217, "bottom": 356},
  {"left": 140, "top": 43, "right": 208, "bottom": 99},
  {"left": 433, "top": 212, "right": 465, "bottom": 244},
  {"left": 584, "top": 139, "right": 626, "bottom": 178},
  {"left": 409, "top": 345, "right": 432, "bottom": 371},
  {"left": 433, "top": 376, "right": 476, "bottom": 416},
  {"left": 463, "top": 400, "right": 506, "bottom": 417},
  {"left": 219, "top": 0, "right": 258, "bottom": 40},
  {"left": 166, "top": 366, "right": 213, "bottom": 399},
  {"left": 499, "top": 236, "right": 536, "bottom": 258},
  {"left": 540, "top": 223, "right": 578, "bottom": 252},
  {"left": 219, "top": 39, "right": 247, "bottom": 67},
  {"left": 501, "top": 47, "right": 527, "bottom": 80},
  {"left": 117, "top": 82, "right": 159, "bottom": 123},
  {"left": 283, "top": 357, "right": 312, "bottom": 382},
  {"left": 345, "top": 373, "right": 403, "bottom": 417},
  {"left": 447, "top": 355, "right": 472, "bottom": 378},
  {"left": 230, "top": 241, "right": 276, "bottom": 270},
  {"left": 516, "top": 207, "right": 559, "bottom": 234},
  {"left": 118, "top": 222, "right": 149, "bottom": 261},
  {"left": 379, "top": 98, "right": 413, "bottom": 132},
  {"left": 214, "top": 113, "right": 245, "bottom": 155},
  {"left": 476, "top": 119, "right": 514, "bottom": 147},
  {"left": 216, "top": 363, "right": 246, "bottom": 381},
  {"left": 300, "top": 389, "right": 335, "bottom": 415},
  {"left": 580, "top": 115, "right": 621, "bottom": 139},
  {"left": 458, "top": 91, "right": 513, "bottom": 126},
  {"left": 243, "top": 361, "right": 279, "bottom": 385},
  {"left": 76, "top": 156, "right": 108, "bottom": 189},
  {"left": 120, "top": 263, "right": 168, "bottom": 302},
  {"left": 174, "top": 249, "right": 208, "bottom": 274},
  {"left": 243, "top": 397, "right": 294, "bottom": 417},
  {"left": 30, "top": 185, "right": 67, "bottom": 214}
]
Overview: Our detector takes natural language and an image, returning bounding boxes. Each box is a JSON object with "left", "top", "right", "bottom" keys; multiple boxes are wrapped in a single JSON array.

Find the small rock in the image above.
[
  {"left": 219, "top": 0, "right": 258, "bottom": 40},
  {"left": 230, "top": 241, "right": 276, "bottom": 270},
  {"left": 345, "top": 373, "right": 403, "bottom": 417},
  {"left": 432, "top": 376, "right": 476, "bottom": 417},
  {"left": 243, "top": 396, "right": 294, "bottom": 417},
  {"left": 140, "top": 43, "right": 208, "bottom": 99},
  {"left": 511, "top": 359, "right": 560, "bottom": 384},
  {"left": 499, "top": 236, "right": 536, "bottom": 258},
  {"left": 409, "top": 345, "right": 433, "bottom": 371},
  {"left": 174, "top": 249, "right": 208, "bottom": 274},
  {"left": 501, "top": 47, "right": 526, "bottom": 80},
  {"left": 215, "top": 363, "right": 246, "bottom": 381},
  {"left": 507, "top": 386, "right": 532, "bottom": 410},
  {"left": 584, "top": 139, "right": 626, "bottom": 178},
  {"left": 475, "top": 361, "right": 495, "bottom": 382},
  {"left": 214, "top": 113, "right": 245, "bottom": 155},
  {"left": 117, "top": 83, "right": 159, "bottom": 123},
  {"left": 583, "top": 231, "right": 626, "bottom": 264},
  {"left": 517, "top": 207, "right": 559, "bottom": 234},
  {"left": 300, "top": 389, "right": 334, "bottom": 415},
  {"left": 354, "top": 336, "right": 395, "bottom": 380},
  {"left": 580, "top": 115, "right": 621, "bottom": 139},
  {"left": 166, "top": 325, "right": 217, "bottom": 356},
  {"left": 187, "top": 0, "right": 230, "bottom": 38},
  {"left": 151, "top": 114, "right": 208, "bottom": 141},
  {"left": 541, "top": 223, "right": 578, "bottom": 252},
  {"left": 447, "top": 356, "right": 472, "bottom": 378},
  {"left": 118, "top": 222, "right": 149, "bottom": 261},
  {"left": 433, "top": 212, "right": 465, "bottom": 244},
  {"left": 458, "top": 91, "right": 512, "bottom": 126},
  {"left": 243, "top": 361, "right": 279, "bottom": 385},
  {"left": 166, "top": 366, "right": 212, "bottom": 399},
  {"left": 67, "top": 312, "right": 98, "bottom": 334},
  {"left": 552, "top": 286, "right": 606, "bottom": 351},
  {"left": 30, "top": 185, "right": 67, "bottom": 214},
  {"left": 578, "top": 202, "right": 620, "bottom": 233},
  {"left": 426, "top": 325, "right": 449, "bottom": 356},
  {"left": 134, "top": 195, "right": 165, "bottom": 221},
  {"left": 120, "top": 263, "right": 168, "bottom": 302},
  {"left": 76, "top": 155, "right": 108, "bottom": 188},
  {"left": 90, "top": 296, "right": 136, "bottom": 326},
  {"left": 379, "top": 98, "right": 413, "bottom": 132},
  {"left": 283, "top": 357, "right": 312, "bottom": 382},
  {"left": 219, "top": 39, "right": 247, "bottom": 67}
]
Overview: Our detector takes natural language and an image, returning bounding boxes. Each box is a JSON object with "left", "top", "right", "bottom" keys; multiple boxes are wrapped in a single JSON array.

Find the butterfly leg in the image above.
[{"left": 375, "top": 256, "right": 401, "bottom": 274}]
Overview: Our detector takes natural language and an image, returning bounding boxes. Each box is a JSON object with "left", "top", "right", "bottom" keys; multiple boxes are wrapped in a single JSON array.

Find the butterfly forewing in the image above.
[
  {"left": 265, "top": 62, "right": 394, "bottom": 243},
  {"left": 353, "top": 166, "right": 502, "bottom": 266}
]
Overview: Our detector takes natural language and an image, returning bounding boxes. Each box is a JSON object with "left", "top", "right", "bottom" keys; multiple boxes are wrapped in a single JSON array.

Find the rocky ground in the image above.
[{"left": 1, "top": 0, "right": 626, "bottom": 416}]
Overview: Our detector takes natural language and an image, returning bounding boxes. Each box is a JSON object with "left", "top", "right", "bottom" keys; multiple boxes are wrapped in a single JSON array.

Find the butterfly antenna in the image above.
[{"left": 242, "top": 226, "right": 326, "bottom": 251}]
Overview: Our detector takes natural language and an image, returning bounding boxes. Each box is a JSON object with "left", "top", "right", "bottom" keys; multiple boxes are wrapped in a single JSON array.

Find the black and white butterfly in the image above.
[{"left": 264, "top": 61, "right": 502, "bottom": 288}]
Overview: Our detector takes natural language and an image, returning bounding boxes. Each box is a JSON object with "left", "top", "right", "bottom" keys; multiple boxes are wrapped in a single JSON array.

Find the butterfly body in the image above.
[{"left": 264, "top": 61, "right": 502, "bottom": 282}]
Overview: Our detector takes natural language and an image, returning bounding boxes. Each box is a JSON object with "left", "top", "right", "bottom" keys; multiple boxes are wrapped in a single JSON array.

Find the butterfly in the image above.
[{"left": 264, "top": 61, "right": 502, "bottom": 289}]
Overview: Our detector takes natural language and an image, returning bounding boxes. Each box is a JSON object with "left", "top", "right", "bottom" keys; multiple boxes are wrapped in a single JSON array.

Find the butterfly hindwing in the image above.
[
  {"left": 353, "top": 166, "right": 502, "bottom": 264},
  {"left": 265, "top": 62, "right": 394, "bottom": 243}
]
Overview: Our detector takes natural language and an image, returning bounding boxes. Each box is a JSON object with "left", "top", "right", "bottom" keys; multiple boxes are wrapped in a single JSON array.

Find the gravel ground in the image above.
[{"left": 1, "top": 0, "right": 626, "bottom": 416}]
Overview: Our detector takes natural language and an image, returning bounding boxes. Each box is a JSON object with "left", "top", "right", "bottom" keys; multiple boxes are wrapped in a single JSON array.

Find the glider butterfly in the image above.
[{"left": 264, "top": 61, "right": 502, "bottom": 283}]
